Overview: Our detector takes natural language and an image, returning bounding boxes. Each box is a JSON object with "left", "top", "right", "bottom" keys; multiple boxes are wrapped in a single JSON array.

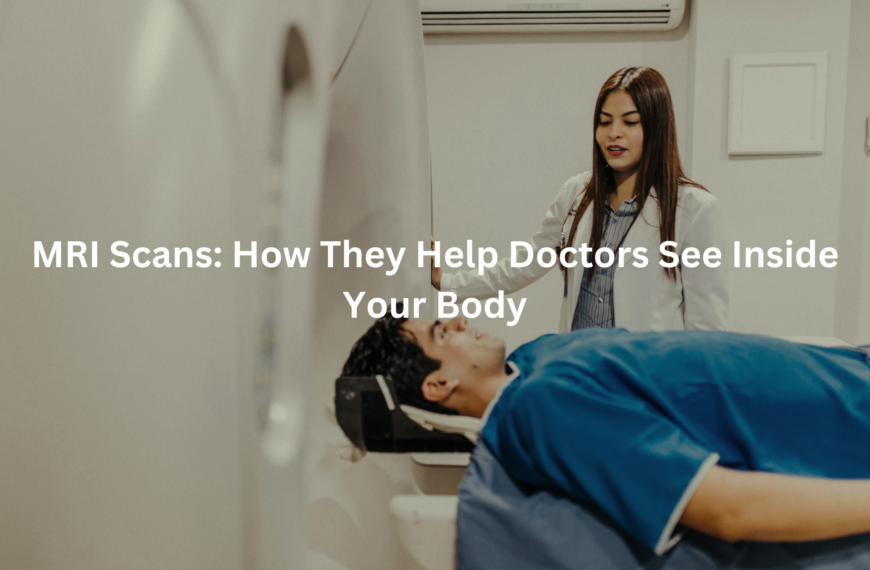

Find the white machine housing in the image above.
[{"left": 420, "top": 0, "right": 685, "bottom": 34}]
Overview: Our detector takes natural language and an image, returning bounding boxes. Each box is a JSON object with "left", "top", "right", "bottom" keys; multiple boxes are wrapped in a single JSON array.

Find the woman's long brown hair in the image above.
[{"left": 561, "top": 67, "right": 706, "bottom": 280}]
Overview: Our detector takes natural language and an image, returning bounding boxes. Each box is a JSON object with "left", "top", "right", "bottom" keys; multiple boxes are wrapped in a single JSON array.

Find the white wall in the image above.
[
  {"left": 427, "top": 0, "right": 859, "bottom": 342},
  {"left": 834, "top": 0, "right": 870, "bottom": 345},
  {"left": 425, "top": 22, "right": 691, "bottom": 353},
  {"left": 686, "top": 0, "right": 852, "bottom": 336}
]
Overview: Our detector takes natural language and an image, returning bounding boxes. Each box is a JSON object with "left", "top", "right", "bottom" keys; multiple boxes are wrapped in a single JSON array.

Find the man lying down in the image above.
[{"left": 342, "top": 314, "right": 870, "bottom": 559}]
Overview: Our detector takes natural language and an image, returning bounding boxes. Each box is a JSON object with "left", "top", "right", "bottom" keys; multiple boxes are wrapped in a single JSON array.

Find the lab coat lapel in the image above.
[
  {"left": 569, "top": 204, "right": 595, "bottom": 308},
  {"left": 615, "top": 188, "right": 660, "bottom": 276}
]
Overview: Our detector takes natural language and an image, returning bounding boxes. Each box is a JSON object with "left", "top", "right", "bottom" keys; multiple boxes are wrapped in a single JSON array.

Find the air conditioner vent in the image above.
[{"left": 421, "top": 1, "right": 684, "bottom": 34}]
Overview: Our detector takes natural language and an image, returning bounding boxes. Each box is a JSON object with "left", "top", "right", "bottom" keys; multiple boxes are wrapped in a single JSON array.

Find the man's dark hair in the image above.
[{"left": 341, "top": 313, "right": 457, "bottom": 415}]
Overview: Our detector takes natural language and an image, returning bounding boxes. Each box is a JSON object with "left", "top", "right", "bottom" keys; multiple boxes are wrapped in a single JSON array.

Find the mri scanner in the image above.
[{"left": 0, "top": 0, "right": 436, "bottom": 568}]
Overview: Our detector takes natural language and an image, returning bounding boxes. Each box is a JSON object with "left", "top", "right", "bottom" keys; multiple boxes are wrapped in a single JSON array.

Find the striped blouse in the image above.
[{"left": 571, "top": 196, "right": 638, "bottom": 330}]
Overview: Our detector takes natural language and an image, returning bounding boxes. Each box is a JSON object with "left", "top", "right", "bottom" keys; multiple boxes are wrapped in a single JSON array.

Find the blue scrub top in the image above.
[{"left": 481, "top": 328, "right": 870, "bottom": 553}]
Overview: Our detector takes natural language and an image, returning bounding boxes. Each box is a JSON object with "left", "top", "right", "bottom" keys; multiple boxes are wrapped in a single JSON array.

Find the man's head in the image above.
[{"left": 341, "top": 314, "right": 508, "bottom": 417}]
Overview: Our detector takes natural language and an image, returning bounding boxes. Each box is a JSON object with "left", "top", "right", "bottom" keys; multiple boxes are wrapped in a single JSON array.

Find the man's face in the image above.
[{"left": 401, "top": 316, "right": 506, "bottom": 386}]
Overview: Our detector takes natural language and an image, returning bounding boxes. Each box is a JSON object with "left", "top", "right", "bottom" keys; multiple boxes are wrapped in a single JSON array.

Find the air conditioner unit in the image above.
[{"left": 420, "top": 0, "right": 685, "bottom": 34}]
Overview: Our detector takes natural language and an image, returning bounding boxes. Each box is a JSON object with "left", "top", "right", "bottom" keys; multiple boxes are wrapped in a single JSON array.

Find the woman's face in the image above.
[{"left": 596, "top": 90, "right": 643, "bottom": 176}]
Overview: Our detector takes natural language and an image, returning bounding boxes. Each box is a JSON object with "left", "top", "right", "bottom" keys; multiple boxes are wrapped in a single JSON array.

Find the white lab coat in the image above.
[{"left": 440, "top": 171, "right": 729, "bottom": 333}]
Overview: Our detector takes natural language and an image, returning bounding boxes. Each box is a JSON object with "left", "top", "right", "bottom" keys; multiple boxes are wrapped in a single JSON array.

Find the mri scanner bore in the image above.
[{"left": 1, "top": 0, "right": 433, "bottom": 569}]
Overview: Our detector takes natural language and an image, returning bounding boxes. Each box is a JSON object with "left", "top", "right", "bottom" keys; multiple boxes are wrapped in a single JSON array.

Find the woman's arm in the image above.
[
  {"left": 681, "top": 465, "right": 870, "bottom": 543},
  {"left": 439, "top": 172, "right": 589, "bottom": 300},
  {"left": 680, "top": 195, "right": 729, "bottom": 330}
]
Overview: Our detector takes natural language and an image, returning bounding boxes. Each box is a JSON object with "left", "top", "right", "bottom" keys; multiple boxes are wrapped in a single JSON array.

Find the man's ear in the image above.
[{"left": 421, "top": 373, "right": 459, "bottom": 403}]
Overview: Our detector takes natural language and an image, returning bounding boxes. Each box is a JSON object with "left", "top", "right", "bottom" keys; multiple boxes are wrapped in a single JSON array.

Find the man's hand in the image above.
[
  {"left": 431, "top": 237, "right": 442, "bottom": 290},
  {"left": 680, "top": 465, "right": 870, "bottom": 543}
]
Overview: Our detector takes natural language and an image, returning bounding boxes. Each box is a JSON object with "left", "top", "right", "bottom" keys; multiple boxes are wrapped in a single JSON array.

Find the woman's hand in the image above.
[{"left": 430, "top": 237, "right": 442, "bottom": 290}]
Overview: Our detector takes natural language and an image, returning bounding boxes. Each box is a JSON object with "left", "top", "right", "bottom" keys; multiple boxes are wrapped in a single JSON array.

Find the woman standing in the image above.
[{"left": 433, "top": 67, "right": 728, "bottom": 332}]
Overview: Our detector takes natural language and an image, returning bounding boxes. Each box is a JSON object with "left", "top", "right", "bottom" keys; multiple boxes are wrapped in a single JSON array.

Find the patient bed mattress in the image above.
[{"left": 456, "top": 441, "right": 870, "bottom": 570}]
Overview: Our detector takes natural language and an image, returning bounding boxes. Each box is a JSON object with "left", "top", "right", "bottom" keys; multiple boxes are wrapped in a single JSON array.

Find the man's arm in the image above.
[{"left": 680, "top": 465, "right": 870, "bottom": 543}]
